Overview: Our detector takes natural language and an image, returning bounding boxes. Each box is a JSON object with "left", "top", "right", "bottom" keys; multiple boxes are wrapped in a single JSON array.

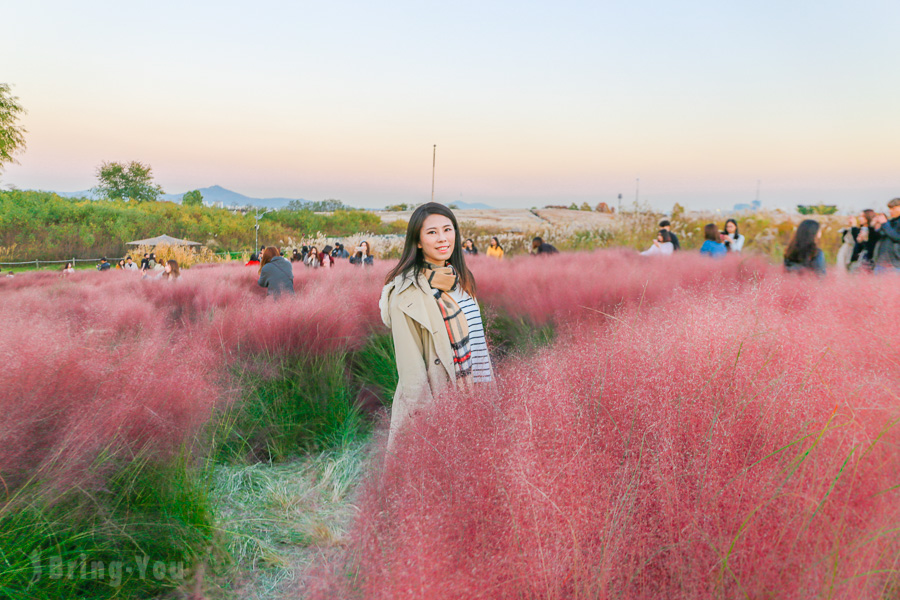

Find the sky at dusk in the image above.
[{"left": 5, "top": 0, "right": 900, "bottom": 212}]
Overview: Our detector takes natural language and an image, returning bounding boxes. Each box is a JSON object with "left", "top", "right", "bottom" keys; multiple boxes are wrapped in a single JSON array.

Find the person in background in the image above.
[
  {"left": 304, "top": 247, "right": 320, "bottom": 268},
  {"left": 871, "top": 197, "right": 900, "bottom": 272},
  {"left": 97, "top": 258, "right": 112, "bottom": 271},
  {"left": 332, "top": 243, "right": 350, "bottom": 259},
  {"left": 124, "top": 256, "right": 139, "bottom": 271},
  {"left": 784, "top": 219, "right": 826, "bottom": 276},
  {"left": 320, "top": 246, "right": 335, "bottom": 269},
  {"left": 722, "top": 219, "right": 745, "bottom": 252},
  {"left": 258, "top": 246, "right": 294, "bottom": 296},
  {"left": 148, "top": 253, "right": 158, "bottom": 269},
  {"left": 116, "top": 259, "right": 125, "bottom": 270},
  {"left": 300, "top": 245, "right": 310, "bottom": 262},
  {"left": 850, "top": 212, "right": 870, "bottom": 268},
  {"left": 486, "top": 237, "right": 504, "bottom": 260},
  {"left": 62, "top": 262, "right": 75, "bottom": 274},
  {"left": 531, "top": 236, "right": 558, "bottom": 255},
  {"left": 837, "top": 215, "right": 861, "bottom": 272},
  {"left": 380, "top": 202, "right": 493, "bottom": 448},
  {"left": 158, "top": 259, "right": 181, "bottom": 281},
  {"left": 463, "top": 239, "right": 478, "bottom": 255},
  {"left": 641, "top": 229, "right": 675, "bottom": 256},
  {"left": 290, "top": 249, "right": 301, "bottom": 262},
  {"left": 658, "top": 220, "right": 680, "bottom": 251},
  {"left": 349, "top": 240, "right": 375, "bottom": 266},
  {"left": 699, "top": 224, "right": 726, "bottom": 257},
  {"left": 245, "top": 253, "right": 260, "bottom": 267},
  {"left": 140, "top": 253, "right": 150, "bottom": 270},
  {"left": 259, "top": 245, "right": 266, "bottom": 260}
]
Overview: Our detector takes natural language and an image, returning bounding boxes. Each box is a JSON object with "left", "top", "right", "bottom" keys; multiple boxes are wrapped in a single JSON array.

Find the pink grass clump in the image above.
[
  {"left": 314, "top": 271, "right": 900, "bottom": 599},
  {"left": 0, "top": 262, "right": 389, "bottom": 491}
]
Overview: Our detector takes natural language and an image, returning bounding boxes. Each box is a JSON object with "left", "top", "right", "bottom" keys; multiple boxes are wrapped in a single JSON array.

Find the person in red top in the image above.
[{"left": 245, "top": 253, "right": 260, "bottom": 267}]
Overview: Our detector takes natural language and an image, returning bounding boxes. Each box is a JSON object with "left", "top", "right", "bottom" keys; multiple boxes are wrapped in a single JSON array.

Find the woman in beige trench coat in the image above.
[{"left": 379, "top": 202, "right": 494, "bottom": 448}]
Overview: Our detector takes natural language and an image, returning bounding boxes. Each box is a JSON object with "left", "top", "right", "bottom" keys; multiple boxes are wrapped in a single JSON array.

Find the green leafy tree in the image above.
[
  {"left": 569, "top": 202, "right": 579, "bottom": 210},
  {"left": 182, "top": 189, "right": 203, "bottom": 207},
  {"left": 0, "top": 84, "right": 27, "bottom": 176},
  {"left": 580, "top": 202, "right": 592, "bottom": 211},
  {"left": 94, "top": 161, "right": 164, "bottom": 202}
]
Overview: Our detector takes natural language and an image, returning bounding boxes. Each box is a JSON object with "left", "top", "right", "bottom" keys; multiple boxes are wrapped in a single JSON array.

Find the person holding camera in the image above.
[
  {"left": 721, "top": 219, "right": 744, "bottom": 253},
  {"left": 349, "top": 240, "right": 375, "bottom": 266}
]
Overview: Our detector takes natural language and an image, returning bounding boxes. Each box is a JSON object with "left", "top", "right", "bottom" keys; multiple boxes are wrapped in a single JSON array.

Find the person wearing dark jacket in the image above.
[
  {"left": 257, "top": 247, "right": 295, "bottom": 296},
  {"left": 531, "top": 236, "right": 558, "bottom": 255},
  {"left": 872, "top": 198, "right": 900, "bottom": 271},
  {"left": 332, "top": 243, "right": 350, "bottom": 259},
  {"left": 659, "top": 220, "right": 680, "bottom": 251}
]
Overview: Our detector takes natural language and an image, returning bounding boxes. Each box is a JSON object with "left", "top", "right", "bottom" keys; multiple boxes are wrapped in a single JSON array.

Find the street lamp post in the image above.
[{"left": 254, "top": 207, "right": 274, "bottom": 254}]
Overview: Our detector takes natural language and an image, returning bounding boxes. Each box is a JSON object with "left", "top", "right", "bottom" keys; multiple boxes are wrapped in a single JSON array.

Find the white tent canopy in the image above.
[{"left": 126, "top": 234, "right": 201, "bottom": 246}]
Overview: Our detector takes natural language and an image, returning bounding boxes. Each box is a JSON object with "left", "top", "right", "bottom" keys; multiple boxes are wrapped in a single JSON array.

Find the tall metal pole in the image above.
[
  {"left": 431, "top": 145, "right": 436, "bottom": 202},
  {"left": 635, "top": 177, "right": 640, "bottom": 207}
]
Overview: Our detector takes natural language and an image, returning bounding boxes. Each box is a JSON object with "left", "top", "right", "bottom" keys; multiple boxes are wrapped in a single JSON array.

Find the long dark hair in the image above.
[
  {"left": 784, "top": 219, "right": 820, "bottom": 264},
  {"left": 658, "top": 229, "right": 671, "bottom": 243},
  {"left": 384, "top": 202, "right": 476, "bottom": 296},
  {"left": 725, "top": 218, "right": 740, "bottom": 239},
  {"left": 490, "top": 236, "right": 502, "bottom": 250}
]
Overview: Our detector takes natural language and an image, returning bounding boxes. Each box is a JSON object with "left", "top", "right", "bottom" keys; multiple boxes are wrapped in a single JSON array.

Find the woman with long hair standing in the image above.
[
  {"left": 784, "top": 219, "right": 826, "bottom": 275},
  {"left": 380, "top": 203, "right": 493, "bottom": 447},
  {"left": 349, "top": 240, "right": 375, "bottom": 266},
  {"left": 486, "top": 237, "right": 504, "bottom": 260},
  {"left": 722, "top": 218, "right": 744, "bottom": 252}
]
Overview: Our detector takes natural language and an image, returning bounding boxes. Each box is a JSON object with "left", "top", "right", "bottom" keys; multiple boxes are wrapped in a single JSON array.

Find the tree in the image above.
[
  {"left": 580, "top": 202, "right": 592, "bottom": 211},
  {"left": 182, "top": 189, "right": 203, "bottom": 207},
  {"left": 0, "top": 84, "right": 27, "bottom": 176},
  {"left": 94, "top": 161, "right": 164, "bottom": 202},
  {"left": 569, "top": 202, "right": 579, "bottom": 210}
]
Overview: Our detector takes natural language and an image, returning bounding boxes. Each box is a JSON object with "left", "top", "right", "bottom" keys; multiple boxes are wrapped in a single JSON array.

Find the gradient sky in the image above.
[{"left": 5, "top": 0, "right": 900, "bottom": 211}]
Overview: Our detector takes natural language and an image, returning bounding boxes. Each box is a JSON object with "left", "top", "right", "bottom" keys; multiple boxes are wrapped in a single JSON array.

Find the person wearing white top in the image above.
[
  {"left": 641, "top": 229, "right": 675, "bottom": 256},
  {"left": 722, "top": 219, "right": 745, "bottom": 252}
]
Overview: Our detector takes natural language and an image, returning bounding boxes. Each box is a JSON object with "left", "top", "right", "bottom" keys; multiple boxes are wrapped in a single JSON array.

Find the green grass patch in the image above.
[
  {"left": 215, "top": 354, "right": 367, "bottom": 463},
  {"left": 0, "top": 448, "right": 215, "bottom": 600}
]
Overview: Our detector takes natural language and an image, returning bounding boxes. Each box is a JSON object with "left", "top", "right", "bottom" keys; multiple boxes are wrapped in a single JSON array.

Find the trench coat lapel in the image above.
[{"left": 395, "top": 275, "right": 456, "bottom": 383}]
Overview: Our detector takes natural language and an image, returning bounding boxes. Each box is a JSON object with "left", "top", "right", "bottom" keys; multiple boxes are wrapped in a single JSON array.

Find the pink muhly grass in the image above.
[
  {"left": 314, "top": 272, "right": 900, "bottom": 599},
  {"left": 469, "top": 249, "right": 775, "bottom": 325},
  {"left": 0, "top": 261, "right": 389, "bottom": 492}
]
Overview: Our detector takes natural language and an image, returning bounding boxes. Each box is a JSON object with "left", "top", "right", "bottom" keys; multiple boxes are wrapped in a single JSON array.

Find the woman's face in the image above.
[
  {"left": 310, "top": 248, "right": 317, "bottom": 256},
  {"left": 418, "top": 214, "right": 455, "bottom": 265},
  {"left": 490, "top": 238, "right": 497, "bottom": 247},
  {"left": 361, "top": 242, "right": 369, "bottom": 253},
  {"left": 657, "top": 233, "right": 664, "bottom": 243},
  {"left": 726, "top": 221, "right": 736, "bottom": 234},
  {"left": 165, "top": 263, "right": 172, "bottom": 273}
]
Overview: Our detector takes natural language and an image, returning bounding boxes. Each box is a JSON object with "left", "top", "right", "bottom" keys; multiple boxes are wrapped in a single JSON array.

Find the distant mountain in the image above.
[
  {"left": 452, "top": 200, "right": 494, "bottom": 210},
  {"left": 161, "top": 185, "right": 306, "bottom": 209},
  {"left": 49, "top": 185, "right": 307, "bottom": 209}
]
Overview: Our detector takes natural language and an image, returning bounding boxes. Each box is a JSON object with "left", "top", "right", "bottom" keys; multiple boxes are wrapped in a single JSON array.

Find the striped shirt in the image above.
[{"left": 447, "top": 288, "right": 493, "bottom": 383}]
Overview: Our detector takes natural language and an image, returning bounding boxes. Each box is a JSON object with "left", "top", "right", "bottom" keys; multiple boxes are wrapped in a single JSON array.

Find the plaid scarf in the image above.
[{"left": 422, "top": 263, "right": 473, "bottom": 387}]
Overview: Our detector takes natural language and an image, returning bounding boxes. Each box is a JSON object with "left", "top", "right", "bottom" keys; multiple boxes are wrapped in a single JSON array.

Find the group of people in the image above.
[
  {"left": 93, "top": 253, "right": 180, "bottom": 280},
  {"left": 636, "top": 198, "right": 900, "bottom": 276},
  {"left": 835, "top": 199, "right": 900, "bottom": 273},
  {"left": 641, "top": 219, "right": 744, "bottom": 257},
  {"left": 460, "top": 236, "right": 558, "bottom": 259},
  {"left": 248, "top": 241, "right": 376, "bottom": 272}
]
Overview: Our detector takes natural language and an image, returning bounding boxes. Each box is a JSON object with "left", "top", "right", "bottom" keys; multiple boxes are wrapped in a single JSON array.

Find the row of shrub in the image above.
[{"left": 0, "top": 190, "right": 405, "bottom": 262}]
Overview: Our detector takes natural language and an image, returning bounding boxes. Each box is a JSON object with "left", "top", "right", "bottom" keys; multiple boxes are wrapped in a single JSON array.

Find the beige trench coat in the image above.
[{"left": 379, "top": 273, "right": 456, "bottom": 446}]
